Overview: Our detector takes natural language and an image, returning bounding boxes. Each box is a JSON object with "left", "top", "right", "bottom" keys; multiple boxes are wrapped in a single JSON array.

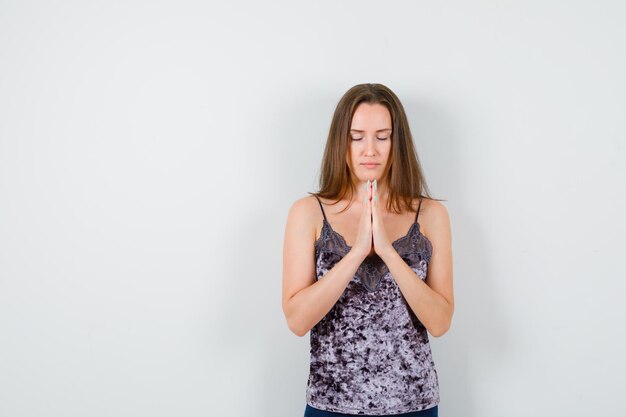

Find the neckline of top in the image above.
[{"left": 315, "top": 218, "right": 432, "bottom": 256}]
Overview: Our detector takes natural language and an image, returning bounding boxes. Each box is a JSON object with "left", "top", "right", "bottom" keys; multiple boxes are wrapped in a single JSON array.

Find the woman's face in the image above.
[{"left": 347, "top": 102, "right": 392, "bottom": 183}]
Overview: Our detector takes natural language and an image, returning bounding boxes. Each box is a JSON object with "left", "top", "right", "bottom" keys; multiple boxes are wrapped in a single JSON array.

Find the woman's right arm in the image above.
[{"left": 281, "top": 197, "right": 366, "bottom": 337}]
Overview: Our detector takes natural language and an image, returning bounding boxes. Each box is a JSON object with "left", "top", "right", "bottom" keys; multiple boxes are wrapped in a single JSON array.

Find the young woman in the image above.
[{"left": 282, "top": 83, "right": 454, "bottom": 417}]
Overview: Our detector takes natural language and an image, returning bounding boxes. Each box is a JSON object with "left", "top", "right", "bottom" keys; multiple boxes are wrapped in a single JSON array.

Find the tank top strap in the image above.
[
  {"left": 313, "top": 195, "right": 328, "bottom": 222},
  {"left": 414, "top": 198, "right": 423, "bottom": 223}
]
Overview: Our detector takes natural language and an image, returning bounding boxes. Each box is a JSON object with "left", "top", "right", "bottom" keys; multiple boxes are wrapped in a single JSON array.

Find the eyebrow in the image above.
[{"left": 350, "top": 128, "right": 392, "bottom": 133}]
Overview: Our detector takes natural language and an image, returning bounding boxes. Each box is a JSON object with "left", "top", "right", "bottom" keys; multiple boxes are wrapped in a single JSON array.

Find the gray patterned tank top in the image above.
[{"left": 306, "top": 196, "right": 440, "bottom": 415}]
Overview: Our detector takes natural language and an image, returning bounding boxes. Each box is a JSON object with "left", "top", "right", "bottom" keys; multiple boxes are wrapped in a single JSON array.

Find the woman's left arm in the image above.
[{"left": 380, "top": 201, "right": 455, "bottom": 337}]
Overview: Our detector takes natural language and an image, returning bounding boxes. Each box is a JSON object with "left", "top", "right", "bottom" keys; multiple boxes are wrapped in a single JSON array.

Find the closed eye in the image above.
[{"left": 351, "top": 137, "right": 389, "bottom": 141}]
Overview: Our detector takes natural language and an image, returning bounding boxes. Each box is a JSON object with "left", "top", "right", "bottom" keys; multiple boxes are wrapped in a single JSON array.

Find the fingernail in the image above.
[
  {"left": 366, "top": 179, "right": 370, "bottom": 188},
  {"left": 374, "top": 179, "right": 377, "bottom": 190}
]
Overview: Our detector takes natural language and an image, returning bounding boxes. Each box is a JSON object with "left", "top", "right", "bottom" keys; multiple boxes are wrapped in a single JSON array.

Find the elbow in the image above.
[
  {"left": 294, "top": 328, "right": 308, "bottom": 337},
  {"left": 286, "top": 316, "right": 308, "bottom": 337},
  {"left": 430, "top": 328, "right": 447, "bottom": 338},
  {"left": 431, "top": 304, "right": 454, "bottom": 338},
  {"left": 430, "top": 321, "right": 451, "bottom": 338},
  {"left": 283, "top": 297, "right": 310, "bottom": 337},
  {"left": 290, "top": 323, "right": 309, "bottom": 338}
]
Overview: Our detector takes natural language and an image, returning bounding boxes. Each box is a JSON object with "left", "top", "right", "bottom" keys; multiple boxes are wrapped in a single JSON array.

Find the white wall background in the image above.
[{"left": 1, "top": 1, "right": 624, "bottom": 416}]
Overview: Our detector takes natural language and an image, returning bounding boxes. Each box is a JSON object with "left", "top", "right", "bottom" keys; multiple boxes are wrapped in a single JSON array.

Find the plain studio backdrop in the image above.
[{"left": 1, "top": 1, "right": 625, "bottom": 416}]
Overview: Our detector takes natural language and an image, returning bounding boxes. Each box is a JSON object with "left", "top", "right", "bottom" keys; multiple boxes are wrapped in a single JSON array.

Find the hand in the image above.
[
  {"left": 351, "top": 180, "right": 373, "bottom": 259},
  {"left": 371, "top": 179, "right": 394, "bottom": 258}
]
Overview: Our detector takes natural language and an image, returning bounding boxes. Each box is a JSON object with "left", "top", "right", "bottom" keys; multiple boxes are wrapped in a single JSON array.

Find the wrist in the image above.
[
  {"left": 378, "top": 245, "right": 398, "bottom": 263},
  {"left": 347, "top": 247, "right": 369, "bottom": 264}
]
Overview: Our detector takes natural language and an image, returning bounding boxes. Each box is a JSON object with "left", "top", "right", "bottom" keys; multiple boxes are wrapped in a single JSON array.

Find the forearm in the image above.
[
  {"left": 286, "top": 250, "right": 365, "bottom": 337},
  {"left": 381, "top": 249, "right": 452, "bottom": 337}
]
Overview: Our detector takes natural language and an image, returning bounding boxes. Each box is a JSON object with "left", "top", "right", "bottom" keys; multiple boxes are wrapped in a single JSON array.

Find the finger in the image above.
[
  {"left": 373, "top": 179, "right": 378, "bottom": 206},
  {"left": 366, "top": 184, "right": 372, "bottom": 224}
]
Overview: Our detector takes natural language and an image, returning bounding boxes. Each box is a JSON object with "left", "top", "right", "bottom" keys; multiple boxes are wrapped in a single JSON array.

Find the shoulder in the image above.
[
  {"left": 285, "top": 195, "right": 323, "bottom": 244},
  {"left": 286, "top": 195, "right": 323, "bottom": 228},
  {"left": 421, "top": 198, "right": 449, "bottom": 218},
  {"left": 418, "top": 198, "right": 451, "bottom": 236},
  {"left": 288, "top": 195, "right": 322, "bottom": 218}
]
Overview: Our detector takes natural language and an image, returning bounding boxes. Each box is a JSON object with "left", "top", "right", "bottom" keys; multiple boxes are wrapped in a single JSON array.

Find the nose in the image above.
[{"left": 365, "top": 137, "right": 377, "bottom": 156}]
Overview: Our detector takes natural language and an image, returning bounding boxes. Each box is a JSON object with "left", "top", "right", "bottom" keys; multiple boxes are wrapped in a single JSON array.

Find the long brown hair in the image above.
[{"left": 309, "top": 83, "right": 444, "bottom": 214}]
